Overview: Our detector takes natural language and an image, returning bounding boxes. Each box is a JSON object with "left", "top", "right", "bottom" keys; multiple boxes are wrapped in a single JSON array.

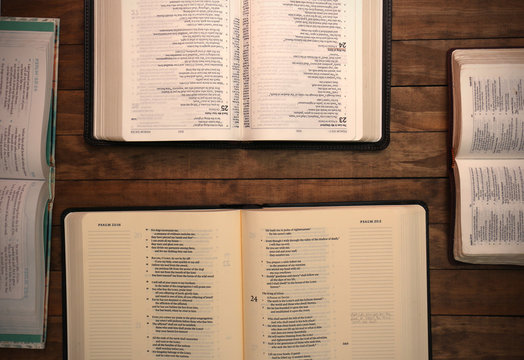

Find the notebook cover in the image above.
[{"left": 0, "top": 16, "right": 59, "bottom": 349}]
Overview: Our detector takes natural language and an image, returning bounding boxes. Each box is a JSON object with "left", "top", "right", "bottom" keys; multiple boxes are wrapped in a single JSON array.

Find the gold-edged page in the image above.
[
  {"left": 64, "top": 210, "right": 244, "bottom": 360},
  {"left": 451, "top": 52, "right": 463, "bottom": 157},
  {"left": 242, "top": 0, "right": 361, "bottom": 141},
  {"left": 119, "top": 0, "right": 241, "bottom": 141},
  {"left": 241, "top": 205, "right": 428, "bottom": 360},
  {"left": 455, "top": 60, "right": 524, "bottom": 159}
]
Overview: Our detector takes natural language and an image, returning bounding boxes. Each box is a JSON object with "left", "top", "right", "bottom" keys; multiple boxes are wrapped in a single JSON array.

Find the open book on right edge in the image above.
[
  {"left": 63, "top": 203, "right": 430, "bottom": 359},
  {"left": 449, "top": 48, "right": 524, "bottom": 265},
  {"left": 85, "top": 0, "right": 390, "bottom": 149}
]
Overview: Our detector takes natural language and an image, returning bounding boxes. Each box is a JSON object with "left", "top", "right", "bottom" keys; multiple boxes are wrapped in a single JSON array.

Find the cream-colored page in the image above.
[
  {"left": 242, "top": 206, "right": 428, "bottom": 360},
  {"left": 456, "top": 64, "right": 524, "bottom": 159},
  {"left": 120, "top": 0, "right": 242, "bottom": 141},
  {"left": 243, "top": 0, "right": 361, "bottom": 141},
  {"left": 75, "top": 210, "right": 243, "bottom": 360}
]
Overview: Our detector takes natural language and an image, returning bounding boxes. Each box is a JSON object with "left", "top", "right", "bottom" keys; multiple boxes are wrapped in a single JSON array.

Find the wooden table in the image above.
[{"left": 1, "top": 0, "right": 523, "bottom": 359}]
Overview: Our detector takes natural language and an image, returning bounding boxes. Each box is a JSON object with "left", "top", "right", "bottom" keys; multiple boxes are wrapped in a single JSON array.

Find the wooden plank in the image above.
[
  {"left": 4, "top": 0, "right": 524, "bottom": 43},
  {"left": 390, "top": 86, "right": 448, "bottom": 132},
  {"left": 58, "top": 45, "right": 83, "bottom": 90},
  {"left": 48, "top": 272, "right": 62, "bottom": 317},
  {"left": 393, "top": 0, "right": 524, "bottom": 40},
  {"left": 431, "top": 316, "right": 524, "bottom": 360},
  {"left": 392, "top": 38, "right": 524, "bottom": 86},
  {"left": 430, "top": 270, "right": 524, "bottom": 316},
  {"left": 54, "top": 38, "right": 524, "bottom": 92},
  {"left": 56, "top": 133, "right": 448, "bottom": 179},
  {"left": 51, "top": 227, "right": 62, "bottom": 272},
  {"left": 57, "top": 90, "right": 84, "bottom": 135},
  {"left": 51, "top": 178, "right": 450, "bottom": 225},
  {"left": 1, "top": 0, "right": 83, "bottom": 45}
]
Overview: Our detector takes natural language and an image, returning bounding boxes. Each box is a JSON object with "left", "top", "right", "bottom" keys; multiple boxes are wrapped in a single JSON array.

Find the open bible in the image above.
[
  {"left": 449, "top": 48, "right": 524, "bottom": 265},
  {"left": 63, "top": 203, "right": 429, "bottom": 359},
  {"left": 0, "top": 17, "right": 59, "bottom": 348},
  {"left": 86, "top": 0, "right": 390, "bottom": 148}
]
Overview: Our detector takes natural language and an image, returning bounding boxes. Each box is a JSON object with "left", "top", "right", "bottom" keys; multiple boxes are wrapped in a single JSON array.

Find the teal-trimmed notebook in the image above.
[{"left": 0, "top": 16, "right": 59, "bottom": 349}]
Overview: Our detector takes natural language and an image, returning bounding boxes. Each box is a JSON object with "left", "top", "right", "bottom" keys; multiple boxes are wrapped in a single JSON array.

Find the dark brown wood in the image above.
[
  {"left": 431, "top": 316, "right": 524, "bottom": 360},
  {"left": 51, "top": 178, "right": 450, "bottom": 224},
  {"left": 58, "top": 45, "right": 83, "bottom": 90},
  {"left": 57, "top": 90, "right": 84, "bottom": 134},
  {"left": 391, "top": 86, "right": 448, "bottom": 132},
  {"left": 430, "top": 270, "right": 524, "bottom": 316},
  {"left": 54, "top": 39, "right": 524, "bottom": 91},
  {"left": 1, "top": 0, "right": 83, "bottom": 44},
  {"left": 393, "top": 0, "right": 524, "bottom": 40},
  {"left": 392, "top": 38, "right": 524, "bottom": 86},
  {"left": 56, "top": 133, "right": 448, "bottom": 179},
  {"left": 1, "top": 0, "right": 523, "bottom": 358}
]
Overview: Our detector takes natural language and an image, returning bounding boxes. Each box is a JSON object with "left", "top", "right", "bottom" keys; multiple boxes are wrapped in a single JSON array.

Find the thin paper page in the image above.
[
  {"left": 0, "top": 44, "right": 51, "bottom": 179},
  {"left": 243, "top": 0, "right": 360, "bottom": 141},
  {"left": 120, "top": 0, "right": 241, "bottom": 141},
  {"left": 74, "top": 210, "right": 243, "bottom": 360},
  {"left": 0, "top": 180, "right": 47, "bottom": 334},
  {"left": 456, "top": 159, "right": 524, "bottom": 255},
  {"left": 457, "top": 64, "right": 524, "bottom": 159}
]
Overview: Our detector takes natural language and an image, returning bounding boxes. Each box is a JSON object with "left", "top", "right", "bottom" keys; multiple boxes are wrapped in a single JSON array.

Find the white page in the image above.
[
  {"left": 243, "top": 0, "right": 360, "bottom": 141},
  {"left": 0, "top": 180, "right": 47, "bottom": 334},
  {"left": 456, "top": 159, "right": 524, "bottom": 255},
  {"left": 119, "top": 0, "right": 241, "bottom": 141},
  {"left": 456, "top": 64, "right": 524, "bottom": 159},
  {"left": 0, "top": 43, "right": 51, "bottom": 180}
]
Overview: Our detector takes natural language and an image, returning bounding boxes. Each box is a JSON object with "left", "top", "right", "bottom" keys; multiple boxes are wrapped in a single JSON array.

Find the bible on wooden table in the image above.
[
  {"left": 449, "top": 48, "right": 524, "bottom": 265},
  {"left": 85, "top": 0, "right": 390, "bottom": 148},
  {"left": 0, "top": 17, "right": 59, "bottom": 348},
  {"left": 63, "top": 203, "right": 430, "bottom": 359}
]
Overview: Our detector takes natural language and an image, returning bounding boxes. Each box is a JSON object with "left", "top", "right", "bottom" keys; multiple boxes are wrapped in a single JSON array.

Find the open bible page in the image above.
[
  {"left": 118, "top": 0, "right": 241, "bottom": 141},
  {"left": 241, "top": 205, "right": 428, "bottom": 360},
  {"left": 0, "top": 40, "right": 52, "bottom": 180},
  {"left": 64, "top": 210, "right": 243, "bottom": 360},
  {"left": 455, "top": 159, "right": 524, "bottom": 262},
  {"left": 242, "top": 0, "right": 361, "bottom": 141},
  {"left": 0, "top": 180, "right": 47, "bottom": 336},
  {"left": 455, "top": 64, "right": 524, "bottom": 159}
]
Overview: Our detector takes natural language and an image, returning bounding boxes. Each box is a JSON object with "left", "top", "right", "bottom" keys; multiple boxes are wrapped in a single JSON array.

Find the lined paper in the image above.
[
  {"left": 349, "top": 227, "right": 396, "bottom": 359},
  {"left": 84, "top": 229, "right": 134, "bottom": 359}
]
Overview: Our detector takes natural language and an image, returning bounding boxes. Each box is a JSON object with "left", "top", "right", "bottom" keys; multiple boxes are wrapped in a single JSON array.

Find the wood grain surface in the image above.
[{"left": 1, "top": 0, "right": 523, "bottom": 358}]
